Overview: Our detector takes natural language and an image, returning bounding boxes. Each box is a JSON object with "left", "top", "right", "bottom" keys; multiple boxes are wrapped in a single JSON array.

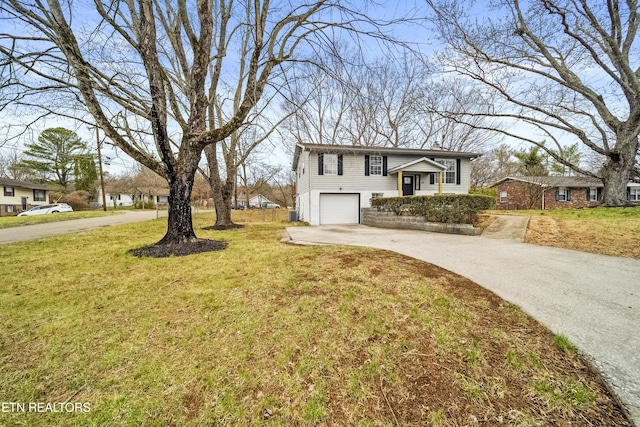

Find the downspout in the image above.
[{"left": 438, "top": 171, "right": 443, "bottom": 195}]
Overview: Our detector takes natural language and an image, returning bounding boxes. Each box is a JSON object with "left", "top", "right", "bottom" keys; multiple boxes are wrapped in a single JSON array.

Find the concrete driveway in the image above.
[
  {"left": 0, "top": 210, "right": 167, "bottom": 244},
  {"left": 285, "top": 224, "right": 640, "bottom": 425}
]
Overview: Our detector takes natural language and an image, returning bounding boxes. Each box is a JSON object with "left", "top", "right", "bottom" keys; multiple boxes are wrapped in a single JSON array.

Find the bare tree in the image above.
[
  {"left": 426, "top": 0, "right": 640, "bottom": 206},
  {"left": 283, "top": 50, "right": 494, "bottom": 151},
  {"left": 0, "top": 0, "right": 390, "bottom": 248},
  {"left": 0, "top": 149, "right": 35, "bottom": 180}
]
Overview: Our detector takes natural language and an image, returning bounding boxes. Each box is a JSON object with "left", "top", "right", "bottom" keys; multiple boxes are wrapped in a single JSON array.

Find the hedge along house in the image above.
[
  {"left": 292, "top": 143, "right": 480, "bottom": 225},
  {"left": 0, "top": 178, "right": 51, "bottom": 217},
  {"left": 491, "top": 176, "right": 640, "bottom": 210}
]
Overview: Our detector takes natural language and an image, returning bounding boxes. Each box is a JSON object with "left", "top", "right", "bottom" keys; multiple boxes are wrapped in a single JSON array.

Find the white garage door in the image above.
[{"left": 319, "top": 193, "right": 360, "bottom": 225}]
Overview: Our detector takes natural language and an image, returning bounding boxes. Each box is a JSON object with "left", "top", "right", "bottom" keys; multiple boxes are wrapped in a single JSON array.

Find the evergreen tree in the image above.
[
  {"left": 74, "top": 154, "right": 98, "bottom": 195},
  {"left": 21, "top": 128, "right": 90, "bottom": 189},
  {"left": 513, "top": 146, "right": 549, "bottom": 176}
]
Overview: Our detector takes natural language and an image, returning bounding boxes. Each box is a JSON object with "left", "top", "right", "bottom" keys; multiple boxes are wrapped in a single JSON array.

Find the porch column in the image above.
[
  {"left": 397, "top": 171, "right": 403, "bottom": 197},
  {"left": 438, "top": 171, "right": 443, "bottom": 195}
]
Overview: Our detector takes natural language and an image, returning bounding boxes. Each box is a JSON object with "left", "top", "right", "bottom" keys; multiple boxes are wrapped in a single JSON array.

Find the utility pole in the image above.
[{"left": 95, "top": 126, "right": 107, "bottom": 211}]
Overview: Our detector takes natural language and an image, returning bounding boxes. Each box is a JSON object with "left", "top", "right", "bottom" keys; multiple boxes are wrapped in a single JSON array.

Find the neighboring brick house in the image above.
[
  {"left": 492, "top": 176, "right": 640, "bottom": 210},
  {"left": 0, "top": 178, "right": 51, "bottom": 216}
]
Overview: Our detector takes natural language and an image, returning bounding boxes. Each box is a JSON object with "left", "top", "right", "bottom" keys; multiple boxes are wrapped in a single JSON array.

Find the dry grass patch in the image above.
[
  {"left": 0, "top": 212, "right": 630, "bottom": 426},
  {"left": 521, "top": 208, "right": 640, "bottom": 259}
]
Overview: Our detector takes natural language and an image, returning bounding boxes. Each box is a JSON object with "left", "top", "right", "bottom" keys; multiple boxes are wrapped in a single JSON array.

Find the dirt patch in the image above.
[{"left": 128, "top": 239, "right": 227, "bottom": 258}]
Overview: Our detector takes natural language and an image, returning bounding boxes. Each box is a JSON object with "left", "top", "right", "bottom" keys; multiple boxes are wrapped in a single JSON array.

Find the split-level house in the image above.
[
  {"left": 292, "top": 143, "right": 480, "bottom": 225},
  {"left": 0, "top": 178, "right": 50, "bottom": 217}
]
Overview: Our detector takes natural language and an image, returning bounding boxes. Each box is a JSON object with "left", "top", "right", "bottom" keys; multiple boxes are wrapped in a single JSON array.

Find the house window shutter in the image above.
[
  {"left": 456, "top": 159, "right": 461, "bottom": 185},
  {"left": 318, "top": 153, "right": 324, "bottom": 176},
  {"left": 429, "top": 157, "right": 435, "bottom": 184},
  {"left": 586, "top": 189, "right": 590, "bottom": 201},
  {"left": 567, "top": 189, "right": 571, "bottom": 201},
  {"left": 597, "top": 188, "right": 602, "bottom": 201},
  {"left": 337, "top": 154, "right": 343, "bottom": 175},
  {"left": 627, "top": 187, "right": 631, "bottom": 201},
  {"left": 415, "top": 175, "right": 421, "bottom": 190},
  {"left": 364, "top": 155, "right": 370, "bottom": 176},
  {"left": 382, "top": 156, "right": 388, "bottom": 176},
  {"left": 555, "top": 190, "right": 559, "bottom": 201}
]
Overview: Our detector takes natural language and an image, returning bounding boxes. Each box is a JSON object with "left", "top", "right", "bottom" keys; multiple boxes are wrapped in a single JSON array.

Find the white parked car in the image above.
[
  {"left": 261, "top": 202, "right": 281, "bottom": 209},
  {"left": 17, "top": 203, "right": 74, "bottom": 216}
]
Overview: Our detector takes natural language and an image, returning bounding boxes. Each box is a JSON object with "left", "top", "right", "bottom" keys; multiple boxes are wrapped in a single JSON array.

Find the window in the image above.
[
  {"left": 500, "top": 191, "right": 508, "bottom": 203},
  {"left": 371, "top": 193, "right": 384, "bottom": 199},
  {"left": 630, "top": 188, "right": 640, "bottom": 201},
  {"left": 6, "top": 205, "right": 15, "bottom": 213},
  {"left": 556, "top": 187, "right": 571, "bottom": 202},
  {"left": 436, "top": 159, "right": 456, "bottom": 184},
  {"left": 33, "top": 189, "right": 46, "bottom": 202},
  {"left": 4, "top": 186, "right": 14, "bottom": 197},
  {"left": 557, "top": 188, "right": 567, "bottom": 201},
  {"left": 369, "top": 155, "right": 382, "bottom": 175},
  {"left": 323, "top": 154, "right": 338, "bottom": 175},
  {"left": 588, "top": 188, "right": 598, "bottom": 201}
]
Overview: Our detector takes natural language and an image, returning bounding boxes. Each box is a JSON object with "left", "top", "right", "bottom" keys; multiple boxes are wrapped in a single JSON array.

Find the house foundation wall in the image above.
[{"left": 361, "top": 208, "right": 482, "bottom": 236}]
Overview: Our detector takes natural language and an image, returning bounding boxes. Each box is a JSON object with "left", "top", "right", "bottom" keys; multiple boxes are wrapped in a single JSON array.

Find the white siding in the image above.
[
  {"left": 308, "top": 152, "right": 471, "bottom": 195},
  {"left": 295, "top": 148, "right": 474, "bottom": 224}
]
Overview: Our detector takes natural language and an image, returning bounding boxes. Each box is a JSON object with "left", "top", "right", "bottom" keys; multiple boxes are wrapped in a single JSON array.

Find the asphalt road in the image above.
[
  {"left": 0, "top": 210, "right": 167, "bottom": 244},
  {"left": 286, "top": 223, "right": 640, "bottom": 426}
]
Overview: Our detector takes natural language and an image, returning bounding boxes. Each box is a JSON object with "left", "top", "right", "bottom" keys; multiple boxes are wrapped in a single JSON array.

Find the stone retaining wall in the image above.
[{"left": 361, "top": 208, "right": 482, "bottom": 236}]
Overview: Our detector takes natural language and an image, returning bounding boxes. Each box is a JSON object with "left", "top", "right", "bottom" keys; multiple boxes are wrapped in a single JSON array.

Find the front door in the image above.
[
  {"left": 21, "top": 197, "right": 28, "bottom": 211},
  {"left": 402, "top": 176, "right": 414, "bottom": 196}
]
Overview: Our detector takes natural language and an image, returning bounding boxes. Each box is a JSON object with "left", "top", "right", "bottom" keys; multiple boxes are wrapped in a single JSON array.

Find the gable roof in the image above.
[
  {"left": 292, "top": 143, "right": 481, "bottom": 170},
  {"left": 491, "top": 176, "right": 604, "bottom": 188},
  {"left": 0, "top": 177, "right": 50, "bottom": 190},
  {"left": 387, "top": 157, "right": 447, "bottom": 174}
]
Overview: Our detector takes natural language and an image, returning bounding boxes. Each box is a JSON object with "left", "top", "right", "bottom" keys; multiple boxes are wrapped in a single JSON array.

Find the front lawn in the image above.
[
  {"left": 496, "top": 207, "right": 640, "bottom": 259},
  {"left": 0, "top": 210, "right": 121, "bottom": 230},
  {"left": 0, "top": 212, "right": 629, "bottom": 426}
]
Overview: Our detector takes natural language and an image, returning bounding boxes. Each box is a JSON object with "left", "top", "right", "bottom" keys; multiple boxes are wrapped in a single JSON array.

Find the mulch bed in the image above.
[
  {"left": 128, "top": 239, "right": 227, "bottom": 258},
  {"left": 202, "top": 223, "right": 245, "bottom": 231}
]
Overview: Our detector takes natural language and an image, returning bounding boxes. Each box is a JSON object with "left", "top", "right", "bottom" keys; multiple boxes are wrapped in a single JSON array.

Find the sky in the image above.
[
  {"left": 1, "top": 0, "right": 631, "bottom": 179},
  {"left": 0, "top": 0, "right": 439, "bottom": 178}
]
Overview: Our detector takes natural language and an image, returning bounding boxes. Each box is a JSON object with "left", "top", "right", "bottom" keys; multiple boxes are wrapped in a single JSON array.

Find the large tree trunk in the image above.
[
  {"left": 205, "top": 145, "right": 237, "bottom": 227},
  {"left": 601, "top": 133, "right": 638, "bottom": 207},
  {"left": 158, "top": 171, "right": 197, "bottom": 244}
]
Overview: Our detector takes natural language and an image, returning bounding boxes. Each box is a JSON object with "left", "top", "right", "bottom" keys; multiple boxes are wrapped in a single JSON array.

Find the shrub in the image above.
[
  {"left": 470, "top": 186, "right": 498, "bottom": 200},
  {"left": 56, "top": 190, "right": 92, "bottom": 211},
  {"left": 134, "top": 197, "right": 155, "bottom": 209},
  {"left": 371, "top": 194, "right": 494, "bottom": 224}
]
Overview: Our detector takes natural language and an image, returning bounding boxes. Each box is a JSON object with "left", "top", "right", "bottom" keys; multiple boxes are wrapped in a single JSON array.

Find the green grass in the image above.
[
  {"left": 0, "top": 211, "right": 628, "bottom": 426},
  {"left": 554, "top": 334, "right": 577, "bottom": 354},
  {"left": 0, "top": 210, "right": 122, "bottom": 229}
]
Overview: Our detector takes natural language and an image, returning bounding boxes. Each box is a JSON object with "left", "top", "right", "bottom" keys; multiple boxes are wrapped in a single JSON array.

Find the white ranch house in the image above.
[{"left": 292, "top": 143, "right": 480, "bottom": 225}]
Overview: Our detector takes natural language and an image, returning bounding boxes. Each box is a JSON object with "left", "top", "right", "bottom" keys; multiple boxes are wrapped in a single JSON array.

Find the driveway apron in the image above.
[{"left": 286, "top": 224, "right": 640, "bottom": 425}]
